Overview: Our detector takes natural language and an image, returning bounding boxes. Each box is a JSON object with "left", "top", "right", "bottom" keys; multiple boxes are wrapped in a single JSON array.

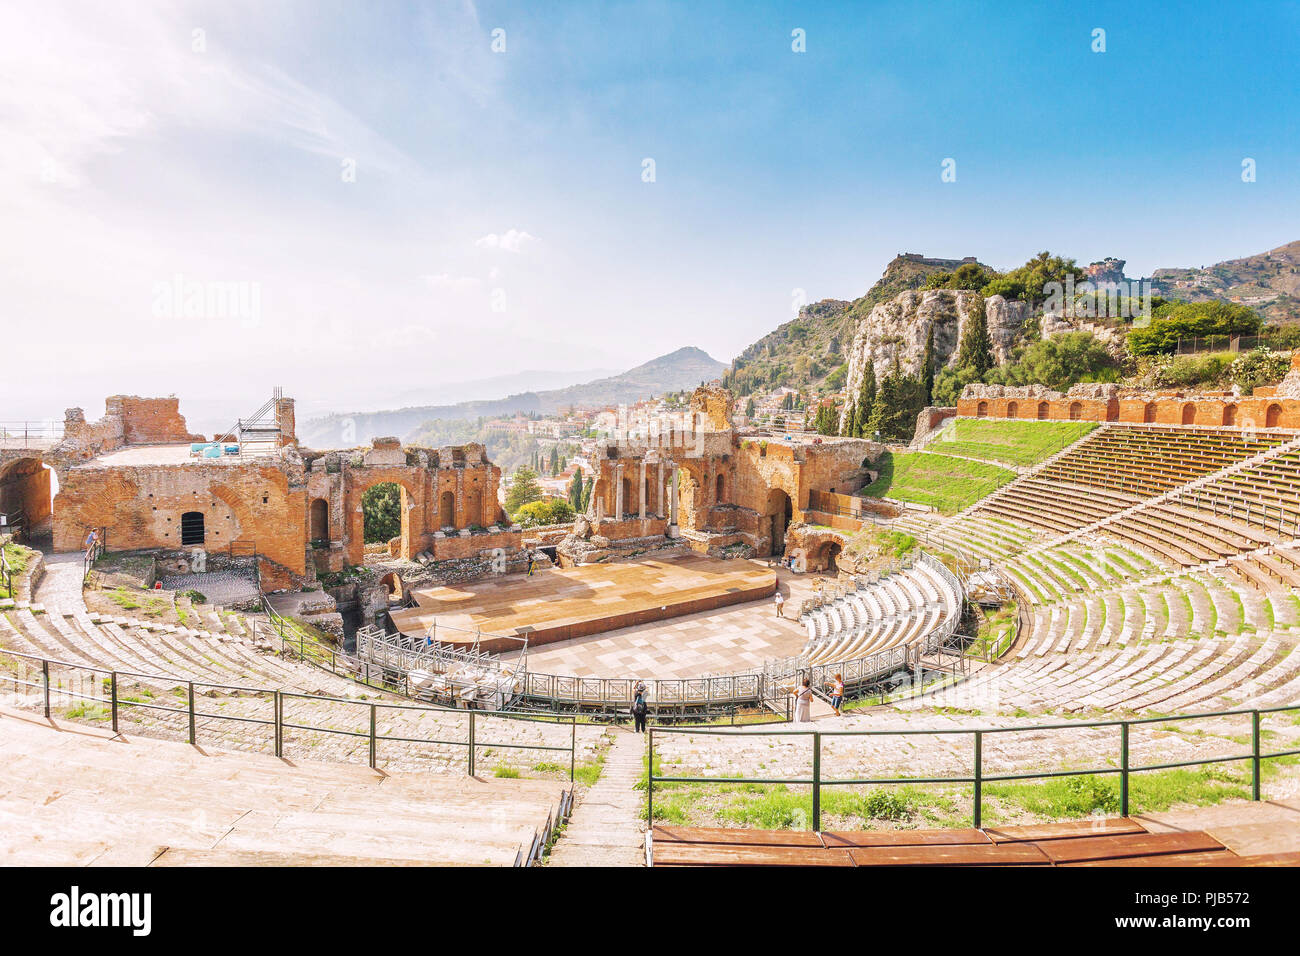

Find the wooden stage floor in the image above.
[{"left": 389, "top": 554, "right": 777, "bottom": 653}]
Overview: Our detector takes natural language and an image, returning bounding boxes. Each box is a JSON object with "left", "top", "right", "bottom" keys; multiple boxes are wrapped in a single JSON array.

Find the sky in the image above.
[{"left": 3, "top": 0, "right": 1299, "bottom": 428}]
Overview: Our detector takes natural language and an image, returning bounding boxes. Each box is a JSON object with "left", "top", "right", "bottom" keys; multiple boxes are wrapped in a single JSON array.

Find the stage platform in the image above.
[{"left": 389, "top": 554, "right": 778, "bottom": 653}]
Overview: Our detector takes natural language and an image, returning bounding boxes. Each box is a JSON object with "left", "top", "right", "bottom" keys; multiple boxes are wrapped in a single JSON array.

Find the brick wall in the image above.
[{"left": 957, "top": 391, "right": 1300, "bottom": 429}]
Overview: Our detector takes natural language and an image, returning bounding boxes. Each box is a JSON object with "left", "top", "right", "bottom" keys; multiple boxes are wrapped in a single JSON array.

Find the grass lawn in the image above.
[
  {"left": 926, "top": 418, "right": 1097, "bottom": 467},
  {"left": 0, "top": 543, "right": 33, "bottom": 599},
  {"left": 861, "top": 452, "right": 1015, "bottom": 514}
]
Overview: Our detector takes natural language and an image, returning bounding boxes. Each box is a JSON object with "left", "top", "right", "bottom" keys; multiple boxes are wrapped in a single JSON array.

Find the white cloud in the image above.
[{"left": 475, "top": 229, "right": 538, "bottom": 253}]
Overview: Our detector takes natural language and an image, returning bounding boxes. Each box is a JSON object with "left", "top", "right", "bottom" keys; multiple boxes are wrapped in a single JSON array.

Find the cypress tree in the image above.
[
  {"left": 854, "top": 362, "right": 877, "bottom": 438},
  {"left": 957, "top": 294, "right": 994, "bottom": 377},
  {"left": 922, "top": 324, "right": 935, "bottom": 407}
]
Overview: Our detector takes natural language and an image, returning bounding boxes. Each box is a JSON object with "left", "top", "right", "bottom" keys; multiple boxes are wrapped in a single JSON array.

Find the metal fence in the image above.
[
  {"left": 646, "top": 704, "right": 1300, "bottom": 830},
  {"left": 0, "top": 644, "right": 578, "bottom": 780},
  {"left": 0, "top": 421, "right": 64, "bottom": 448}
]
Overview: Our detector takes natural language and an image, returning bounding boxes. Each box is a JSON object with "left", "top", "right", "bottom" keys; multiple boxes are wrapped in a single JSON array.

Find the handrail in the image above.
[
  {"left": 0, "top": 643, "right": 577, "bottom": 780},
  {"left": 646, "top": 702, "right": 1300, "bottom": 830}
]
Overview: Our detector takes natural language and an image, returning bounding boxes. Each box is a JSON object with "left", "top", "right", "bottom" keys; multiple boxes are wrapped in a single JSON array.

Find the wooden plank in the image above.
[
  {"left": 984, "top": 818, "right": 1147, "bottom": 844},
  {"left": 822, "top": 827, "right": 989, "bottom": 848},
  {"left": 1037, "top": 830, "right": 1225, "bottom": 864},
  {"left": 650, "top": 825, "right": 824, "bottom": 848},
  {"left": 653, "top": 843, "right": 854, "bottom": 867},
  {"left": 847, "top": 842, "right": 1051, "bottom": 867}
]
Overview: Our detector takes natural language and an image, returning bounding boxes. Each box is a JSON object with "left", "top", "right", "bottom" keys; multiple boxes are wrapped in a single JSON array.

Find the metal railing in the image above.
[
  {"left": 646, "top": 703, "right": 1300, "bottom": 830},
  {"left": 0, "top": 644, "right": 578, "bottom": 780},
  {"left": 0, "top": 421, "right": 64, "bottom": 448},
  {"left": 0, "top": 542, "right": 13, "bottom": 597},
  {"left": 81, "top": 528, "right": 106, "bottom": 585}
]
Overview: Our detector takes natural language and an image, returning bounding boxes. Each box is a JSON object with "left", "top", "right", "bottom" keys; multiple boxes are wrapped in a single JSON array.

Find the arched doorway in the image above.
[
  {"left": 1143, "top": 402, "right": 1157, "bottom": 424},
  {"left": 1181, "top": 403, "right": 1196, "bottom": 426},
  {"left": 823, "top": 541, "right": 842, "bottom": 573},
  {"left": 1223, "top": 404, "right": 1237, "bottom": 426},
  {"left": 0, "top": 457, "right": 55, "bottom": 542},
  {"left": 439, "top": 490, "right": 455, "bottom": 529},
  {"left": 1267, "top": 404, "right": 1282, "bottom": 428},
  {"left": 715, "top": 473, "right": 726, "bottom": 504},
  {"left": 1006, "top": 401, "right": 1018, "bottom": 419},
  {"left": 309, "top": 498, "right": 329, "bottom": 543},
  {"left": 361, "top": 482, "right": 403, "bottom": 546},
  {"left": 1037, "top": 401, "right": 1050, "bottom": 420},
  {"left": 765, "top": 488, "right": 793, "bottom": 557},
  {"left": 976, "top": 401, "right": 988, "bottom": 418},
  {"left": 1068, "top": 402, "right": 1083, "bottom": 421},
  {"left": 379, "top": 571, "right": 403, "bottom": 603},
  {"left": 180, "top": 511, "right": 206, "bottom": 546}
]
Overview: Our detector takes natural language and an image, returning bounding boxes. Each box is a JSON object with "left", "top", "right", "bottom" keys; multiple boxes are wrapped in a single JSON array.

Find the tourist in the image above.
[
  {"left": 631, "top": 689, "right": 648, "bottom": 734},
  {"left": 526, "top": 553, "right": 534, "bottom": 576},
  {"left": 794, "top": 678, "right": 813, "bottom": 723},
  {"left": 83, "top": 528, "right": 98, "bottom": 553},
  {"left": 827, "top": 673, "right": 844, "bottom": 717},
  {"left": 774, "top": 590, "right": 785, "bottom": 618}
]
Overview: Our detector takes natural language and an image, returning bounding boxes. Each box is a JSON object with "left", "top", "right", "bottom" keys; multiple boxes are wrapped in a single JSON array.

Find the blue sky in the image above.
[{"left": 3, "top": 0, "right": 1298, "bottom": 424}]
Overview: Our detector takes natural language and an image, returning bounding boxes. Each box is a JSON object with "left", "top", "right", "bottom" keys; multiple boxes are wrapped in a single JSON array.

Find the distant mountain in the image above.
[
  {"left": 1152, "top": 240, "right": 1300, "bottom": 325},
  {"left": 724, "top": 253, "right": 992, "bottom": 398},
  {"left": 298, "top": 346, "right": 727, "bottom": 448}
]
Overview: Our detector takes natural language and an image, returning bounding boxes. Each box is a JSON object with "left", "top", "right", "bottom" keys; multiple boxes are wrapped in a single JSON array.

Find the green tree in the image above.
[
  {"left": 567, "top": 471, "right": 585, "bottom": 511},
  {"left": 957, "top": 295, "right": 994, "bottom": 377},
  {"left": 514, "top": 498, "right": 576, "bottom": 529},
  {"left": 745, "top": 397, "right": 756, "bottom": 418},
  {"left": 505, "top": 467, "right": 544, "bottom": 515},
  {"left": 853, "top": 362, "right": 877, "bottom": 438},
  {"left": 981, "top": 251, "right": 1086, "bottom": 304},
  {"left": 361, "top": 482, "right": 402, "bottom": 544},
  {"left": 921, "top": 324, "right": 935, "bottom": 407}
]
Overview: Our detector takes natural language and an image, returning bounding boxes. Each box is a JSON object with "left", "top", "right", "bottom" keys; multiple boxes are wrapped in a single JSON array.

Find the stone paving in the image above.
[
  {"left": 547, "top": 727, "right": 646, "bottom": 867},
  {"left": 159, "top": 569, "right": 260, "bottom": 606}
]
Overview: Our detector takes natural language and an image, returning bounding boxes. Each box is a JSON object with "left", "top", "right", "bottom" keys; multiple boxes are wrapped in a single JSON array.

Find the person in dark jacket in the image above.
[{"left": 631, "top": 690, "right": 648, "bottom": 733}]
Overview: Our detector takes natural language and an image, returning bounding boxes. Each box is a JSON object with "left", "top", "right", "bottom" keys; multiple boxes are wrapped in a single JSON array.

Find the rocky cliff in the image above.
[{"left": 838, "top": 289, "right": 1031, "bottom": 429}]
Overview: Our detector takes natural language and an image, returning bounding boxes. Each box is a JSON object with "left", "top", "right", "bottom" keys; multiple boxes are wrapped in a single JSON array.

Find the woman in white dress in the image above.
[{"left": 794, "top": 677, "right": 813, "bottom": 723}]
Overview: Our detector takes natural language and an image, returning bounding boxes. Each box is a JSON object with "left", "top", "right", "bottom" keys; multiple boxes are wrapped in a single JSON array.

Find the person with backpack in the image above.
[{"left": 631, "top": 688, "right": 649, "bottom": 733}]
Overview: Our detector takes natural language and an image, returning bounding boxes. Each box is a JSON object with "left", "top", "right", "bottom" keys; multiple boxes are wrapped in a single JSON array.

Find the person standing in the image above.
[
  {"left": 774, "top": 590, "right": 785, "bottom": 618},
  {"left": 631, "top": 689, "right": 648, "bottom": 734},
  {"left": 794, "top": 678, "right": 813, "bottom": 723},
  {"left": 827, "top": 673, "right": 844, "bottom": 717}
]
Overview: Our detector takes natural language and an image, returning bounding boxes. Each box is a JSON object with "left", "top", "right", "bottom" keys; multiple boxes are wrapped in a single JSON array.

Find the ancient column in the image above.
[
  {"left": 656, "top": 460, "right": 665, "bottom": 518},
  {"left": 669, "top": 462, "right": 679, "bottom": 530},
  {"left": 614, "top": 464, "right": 624, "bottom": 519},
  {"left": 639, "top": 460, "right": 647, "bottom": 520}
]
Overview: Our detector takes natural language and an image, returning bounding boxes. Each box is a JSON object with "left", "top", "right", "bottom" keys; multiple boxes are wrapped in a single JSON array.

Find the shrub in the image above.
[
  {"left": 1126, "top": 301, "right": 1262, "bottom": 355},
  {"left": 513, "top": 498, "right": 575, "bottom": 529}
]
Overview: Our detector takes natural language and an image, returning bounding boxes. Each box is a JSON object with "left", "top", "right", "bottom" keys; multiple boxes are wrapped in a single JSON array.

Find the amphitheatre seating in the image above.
[
  {"left": 649, "top": 821, "right": 1299, "bottom": 867},
  {"left": 798, "top": 556, "right": 960, "bottom": 673},
  {"left": 0, "top": 606, "right": 604, "bottom": 775},
  {"left": 0, "top": 706, "right": 570, "bottom": 866},
  {"left": 977, "top": 425, "right": 1293, "bottom": 534}
]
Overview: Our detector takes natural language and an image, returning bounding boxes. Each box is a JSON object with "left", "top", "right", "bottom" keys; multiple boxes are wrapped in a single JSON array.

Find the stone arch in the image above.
[
  {"left": 1037, "top": 401, "right": 1050, "bottom": 420},
  {"left": 439, "top": 490, "right": 455, "bottom": 529},
  {"left": 1266, "top": 403, "right": 1282, "bottom": 428},
  {"left": 1006, "top": 401, "right": 1018, "bottom": 419},
  {"left": 379, "top": 571, "right": 404, "bottom": 603},
  {"left": 0, "top": 456, "right": 54, "bottom": 540},
  {"left": 1143, "top": 401, "right": 1157, "bottom": 424},
  {"left": 715, "top": 473, "right": 726, "bottom": 504},
  {"left": 976, "top": 401, "right": 988, "bottom": 418},
  {"left": 309, "top": 498, "right": 329, "bottom": 542},
  {"left": 1182, "top": 403, "right": 1196, "bottom": 426},
  {"left": 764, "top": 486, "right": 794, "bottom": 558},
  {"left": 1068, "top": 401, "right": 1083, "bottom": 421},
  {"left": 347, "top": 473, "right": 421, "bottom": 565},
  {"left": 1223, "top": 403, "right": 1237, "bottom": 427}
]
